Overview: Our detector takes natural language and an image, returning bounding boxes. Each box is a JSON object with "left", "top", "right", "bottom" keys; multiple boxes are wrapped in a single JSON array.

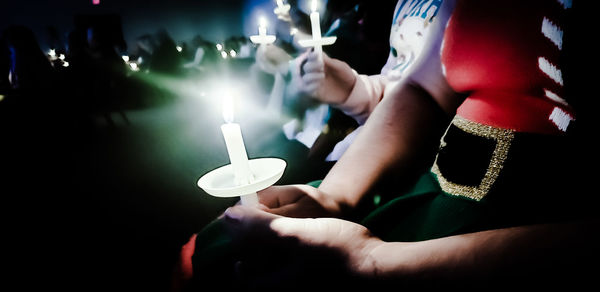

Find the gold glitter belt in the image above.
[{"left": 431, "top": 116, "right": 515, "bottom": 201}]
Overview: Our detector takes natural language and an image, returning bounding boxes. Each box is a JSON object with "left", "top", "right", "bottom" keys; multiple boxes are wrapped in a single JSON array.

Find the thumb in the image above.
[
  {"left": 224, "top": 205, "right": 315, "bottom": 241},
  {"left": 223, "top": 205, "right": 282, "bottom": 233}
]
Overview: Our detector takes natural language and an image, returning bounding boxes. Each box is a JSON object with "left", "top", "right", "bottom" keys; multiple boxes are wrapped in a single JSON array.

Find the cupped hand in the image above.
[
  {"left": 257, "top": 184, "right": 342, "bottom": 218},
  {"left": 222, "top": 205, "right": 382, "bottom": 286}
]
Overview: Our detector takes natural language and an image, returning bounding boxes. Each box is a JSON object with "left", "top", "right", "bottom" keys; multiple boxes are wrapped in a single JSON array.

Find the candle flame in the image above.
[
  {"left": 223, "top": 94, "right": 234, "bottom": 123},
  {"left": 259, "top": 17, "right": 267, "bottom": 28},
  {"left": 311, "top": 0, "right": 318, "bottom": 12}
]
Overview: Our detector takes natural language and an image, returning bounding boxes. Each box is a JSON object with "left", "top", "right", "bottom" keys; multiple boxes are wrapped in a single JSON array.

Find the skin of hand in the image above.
[
  {"left": 257, "top": 184, "right": 343, "bottom": 218},
  {"left": 222, "top": 205, "right": 382, "bottom": 287},
  {"left": 296, "top": 49, "right": 357, "bottom": 105},
  {"left": 223, "top": 206, "right": 599, "bottom": 288},
  {"left": 254, "top": 44, "right": 293, "bottom": 75}
]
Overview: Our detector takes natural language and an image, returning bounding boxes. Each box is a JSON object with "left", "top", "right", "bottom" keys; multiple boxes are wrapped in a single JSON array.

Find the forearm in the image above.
[
  {"left": 368, "top": 221, "right": 597, "bottom": 282},
  {"left": 318, "top": 81, "right": 450, "bottom": 211},
  {"left": 334, "top": 73, "right": 388, "bottom": 125}
]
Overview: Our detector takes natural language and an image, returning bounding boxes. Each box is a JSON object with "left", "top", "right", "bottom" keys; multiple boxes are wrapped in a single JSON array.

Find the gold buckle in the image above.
[{"left": 431, "top": 116, "right": 515, "bottom": 201}]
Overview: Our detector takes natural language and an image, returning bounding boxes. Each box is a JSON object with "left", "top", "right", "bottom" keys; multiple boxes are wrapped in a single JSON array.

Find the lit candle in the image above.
[
  {"left": 309, "top": 0, "right": 322, "bottom": 55},
  {"left": 250, "top": 16, "right": 276, "bottom": 45},
  {"left": 48, "top": 49, "right": 57, "bottom": 60},
  {"left": 259, "top": 17, "right": 267, "bottom": 36},
  {"left": 298, "top": 0, "right": 337, "bottom": 62},
  {"left": 220, "top": 94, "right": 259, "bottom": 206}
]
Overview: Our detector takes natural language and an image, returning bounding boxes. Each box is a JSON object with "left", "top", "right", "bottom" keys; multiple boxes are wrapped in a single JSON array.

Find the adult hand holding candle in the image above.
[{"left": 220, "top": 94, "right": 259, "bottom": 206}]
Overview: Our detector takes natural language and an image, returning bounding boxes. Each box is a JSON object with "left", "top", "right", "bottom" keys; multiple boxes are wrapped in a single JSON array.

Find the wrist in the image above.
[
  {"left": 335, "top": 73, "right": 381, "bottom": 125},
  {"left": 365, "top": 241, "right": 417, "bottom": 280},
  {"left": 356, "top": 238, "right": 388, "bottom": 278}
]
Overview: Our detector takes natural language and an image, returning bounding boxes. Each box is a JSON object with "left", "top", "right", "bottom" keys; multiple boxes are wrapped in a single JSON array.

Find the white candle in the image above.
[
  {"left": 220, "top": 95, "right": 258, "bottom": 206},
  {"left": 297, "top": 0, "right": 337, "bottom": 62},
  {"left": 259, "top": 17, "right": 267, "bottom": 36},
  {"left": 221, "top": 123, "right": 253, "bottom": 185},
  {"left": 250, "top": 16, "right": 276, "bottom": 45},
  {"left": 309, "top": 0, "right": 323, "bottom": 56}
]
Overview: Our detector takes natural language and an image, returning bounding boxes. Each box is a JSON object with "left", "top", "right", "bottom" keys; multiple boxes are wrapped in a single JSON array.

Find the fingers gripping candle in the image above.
[{"left": 220, "top": 95, "right": 259, "bottom": 206}]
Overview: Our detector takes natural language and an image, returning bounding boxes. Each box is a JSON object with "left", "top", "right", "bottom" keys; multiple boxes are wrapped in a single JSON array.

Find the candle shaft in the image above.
[
  {"left": 221, "top": 123, "right": 254, "bottom": 186},
  {"left": 241, "top": 193, "right": 259, "bottom": 206},
  {"left": 310, "top": 11, "right": 323, "bottom": 56}
]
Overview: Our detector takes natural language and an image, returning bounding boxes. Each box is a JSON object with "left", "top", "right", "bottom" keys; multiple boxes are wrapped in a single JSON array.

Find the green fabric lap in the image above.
[{"left": 361, "top": 172, "right": 481, "bottom": 242}]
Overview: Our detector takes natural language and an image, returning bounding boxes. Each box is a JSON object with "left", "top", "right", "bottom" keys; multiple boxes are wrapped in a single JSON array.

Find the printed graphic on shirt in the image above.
[{"left": 381, "top": 0, "right": 443, "bottom": 80}]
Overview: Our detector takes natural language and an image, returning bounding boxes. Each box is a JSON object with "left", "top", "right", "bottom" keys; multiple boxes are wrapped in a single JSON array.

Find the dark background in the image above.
[{"left": 1, "top": 0, "right": 249, "bottom": 51}]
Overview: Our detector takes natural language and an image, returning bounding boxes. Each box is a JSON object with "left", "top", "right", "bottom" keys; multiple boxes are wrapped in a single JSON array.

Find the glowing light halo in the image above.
[{"left": 129, "top": 71, "right": 296, "bottom": 128}]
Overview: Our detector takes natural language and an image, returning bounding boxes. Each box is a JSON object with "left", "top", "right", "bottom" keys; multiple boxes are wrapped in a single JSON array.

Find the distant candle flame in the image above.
[
  {"left": 129, "top": 62, "right": 139, "bottom": 71},
  {"left": 259, "top": 17, "right": 267, "bottom": 29},
  {"left": 223, "top": 94, "right": 234, "bottom": 123}
]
